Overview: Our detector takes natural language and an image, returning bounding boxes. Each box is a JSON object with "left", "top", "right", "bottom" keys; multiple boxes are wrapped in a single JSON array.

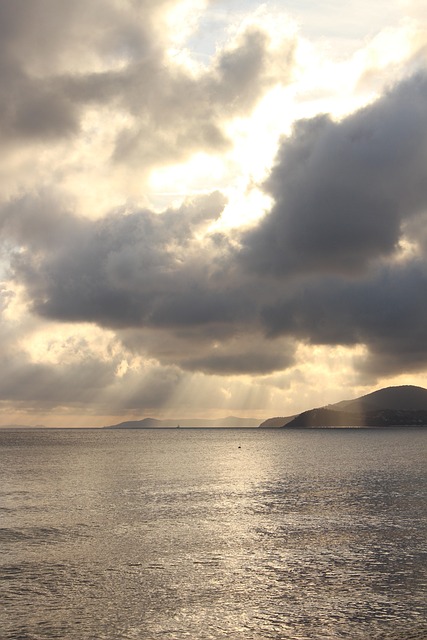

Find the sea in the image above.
[{"left": 1, "top": 427, "right": 426, "bottom": 640}]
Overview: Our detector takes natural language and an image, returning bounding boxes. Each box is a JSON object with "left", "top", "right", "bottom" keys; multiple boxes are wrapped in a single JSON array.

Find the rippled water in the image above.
[{"left": 1, "top": 427, "right": 426, "bottom": 639}]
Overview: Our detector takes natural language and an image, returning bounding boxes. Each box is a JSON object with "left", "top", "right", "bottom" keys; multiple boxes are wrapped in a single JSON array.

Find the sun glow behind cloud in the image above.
[
  {"left": 147, "top": 11, "right": 425, "bottom": 221},
  {"left": 0, "top": 0, "right": 426, "bottom": 426}
]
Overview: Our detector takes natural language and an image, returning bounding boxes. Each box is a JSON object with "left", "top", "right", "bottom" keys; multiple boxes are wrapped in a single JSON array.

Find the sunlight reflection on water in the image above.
[{"left": 1, "top": 428, "right": 426, "bottom": 639}]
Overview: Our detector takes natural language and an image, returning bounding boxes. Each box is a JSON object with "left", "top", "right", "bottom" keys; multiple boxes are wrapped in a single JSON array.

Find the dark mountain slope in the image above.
[
  {"left": 285, "top": 407, "right": 427, "bottom": 428},
  {"left": 332, "top": 385, "right": 427, "bottom": 413},
  {"left": 261, "top": 385, "right": 427, "bottom": 428}
]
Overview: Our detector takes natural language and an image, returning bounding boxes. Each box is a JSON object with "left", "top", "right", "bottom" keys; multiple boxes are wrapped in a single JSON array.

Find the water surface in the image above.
[{"left": 1, "top": 428, "right": 426, "bottom": 639}]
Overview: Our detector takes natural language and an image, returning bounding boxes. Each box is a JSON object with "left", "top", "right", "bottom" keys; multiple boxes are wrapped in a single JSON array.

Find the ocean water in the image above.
[{"left": 1, "top": 427, "right": 426, "bottom": 640}]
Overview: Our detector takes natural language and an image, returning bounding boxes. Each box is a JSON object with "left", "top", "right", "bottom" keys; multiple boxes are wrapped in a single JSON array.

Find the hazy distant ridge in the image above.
[
  {"left": 259, "top": 416, "right": 296, "bottom": 428},
  {"left": 105, "top": 416, "right": 260, "bottom": 429}
]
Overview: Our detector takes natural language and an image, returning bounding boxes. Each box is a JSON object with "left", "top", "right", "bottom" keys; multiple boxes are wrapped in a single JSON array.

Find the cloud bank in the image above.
[{"left": 0, "top": 0, "right": 426, "bottom": 421}]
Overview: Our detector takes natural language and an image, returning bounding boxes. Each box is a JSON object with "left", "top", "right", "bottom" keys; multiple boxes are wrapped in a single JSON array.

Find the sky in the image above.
[{"left": 0, "top": 0, "right": 426, "bottom": 426}]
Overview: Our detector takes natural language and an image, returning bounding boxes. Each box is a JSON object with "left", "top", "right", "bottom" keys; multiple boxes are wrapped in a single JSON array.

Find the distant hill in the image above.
[
  {"left": 330, "top": 385, "right": 427, "bottom": 412},
  {"left": 105, "top": 416, "right": 260, "bottom": 429},
  {"left": 285, "top": 407, "right": 427, "bottom": 428},
  {"left": 259, "top": 416, "right": 296, "bottom": 428},
  {"left": 262, "top": 386, "right": 427, "bottom": 429},
  {"left": 0, "top": 424, "right": 46, "bottom": 429}
]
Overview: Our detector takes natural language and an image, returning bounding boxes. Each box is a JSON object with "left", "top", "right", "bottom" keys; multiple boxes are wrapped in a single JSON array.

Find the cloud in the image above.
[
  {"left": 0, "top": 355, "right": 114, "bottom": 410},
  {"left": 103, "top": 24, "right": 295, "bottom": 166},
  {"left": 0, "top": 281, "right": 278, "bottom": 417},
  {"left": 234, "top": 70, "right": 427, "bottom": 378},
  {"left": 0, "top": 0, "right": 296, "bottom": 172},
  {"left": 259, "top": 259, "right": 427, "bottom": 378},
  {"left": 0, "top": 187, "right": 296, "bottom": 377},
  {"left": 0, "top": 286, "right": 117, "bottom": 412},
  {"left": 1, "top": 190, "right": 229, "bottom": 326},
  {"left": 0, "top": 284, "right": 189, "bottom": 416},
  {"left": 2, "top": 71, "right": 427, "bottom": 383},
  {"left": 121, "top": 326, "right": 296, "bottom": 375},
  {"left": 241, "top": 71, "right": 427, "bottom": 276},
  {"left": 179, "top": 339, "right": 294, "bottom": 375},
  {"left": 0, "top": 0, "right": 143, "bottom": 143},
  {"left": 0, "top": 0, "right": 426, "bottom": 422}
]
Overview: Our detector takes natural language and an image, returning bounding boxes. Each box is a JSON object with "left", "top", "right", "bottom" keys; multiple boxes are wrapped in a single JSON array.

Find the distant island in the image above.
[
  {"left": 260, "top": 385, "right": 427, "bottom": 428},
  {"left": 0, "top": 423, "right": 46, "bottom": 429},
  {"left": 104, "top": 416, "right": 261, "bottom": 429}
]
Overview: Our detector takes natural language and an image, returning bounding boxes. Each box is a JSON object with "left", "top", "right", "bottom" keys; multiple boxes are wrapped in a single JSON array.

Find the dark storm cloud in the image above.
[
  {"left": 1, "top": 190, "right": 238, "bottom": 329},
  {"left": 2, "top": 70, "right": 427, "bottom": 381},
  {"left": 115, "top": 329, "right": 296, "bottom": 416},
  {"left": 0, "top": 191, "right": 85, "bottom": 251},
  {"left": 0, "top": 68, "right": 78, "bottom": 141},
  {"left": 259, "top": 260, "right": 427, "bottom": 377},
  {"left": 181, "top": 345, "right": 294, "bottom": 375},
  {"left": 0, "top": 356, "right": 115, "bottom": 409},
  {"left": 120, "top": 325, "right": 296, "bottom": 375},
  {"left": 0, "top": 187, "right": 296, "bottom": 376},
  {"left": 242, "top": 72, "right": 427, "bottom": 276},
  {"left": 238, "top": 70, "right": 427, "bottom": 377}
]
